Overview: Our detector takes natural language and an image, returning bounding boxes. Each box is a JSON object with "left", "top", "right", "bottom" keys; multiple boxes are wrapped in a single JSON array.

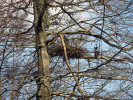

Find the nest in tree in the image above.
[{"left": 48, "top": 45, "right": 88, "bottom": 59}]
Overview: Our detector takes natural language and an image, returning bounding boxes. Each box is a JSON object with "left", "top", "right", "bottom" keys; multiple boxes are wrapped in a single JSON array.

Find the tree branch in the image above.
[{"left": 59, "top": 34, "right": 85, "bottom": 96}]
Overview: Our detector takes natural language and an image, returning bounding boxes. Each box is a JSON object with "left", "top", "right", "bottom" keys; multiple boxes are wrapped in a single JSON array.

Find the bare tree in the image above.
[{"left": 0, "top": 0, "right": 133, "bottom": 100}]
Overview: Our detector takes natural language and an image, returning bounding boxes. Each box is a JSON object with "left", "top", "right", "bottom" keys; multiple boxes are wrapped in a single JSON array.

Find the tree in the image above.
[{"left": 0, "top": 0, "right": 133, "bottom": 100}]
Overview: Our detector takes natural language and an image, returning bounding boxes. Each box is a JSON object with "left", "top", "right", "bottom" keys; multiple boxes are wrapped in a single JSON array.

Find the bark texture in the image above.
[{"left": 33, "top": 0, "right": 51, "bottom": 100}]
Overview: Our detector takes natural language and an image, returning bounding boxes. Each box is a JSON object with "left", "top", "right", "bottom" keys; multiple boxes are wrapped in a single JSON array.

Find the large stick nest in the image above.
[{"left": 48, "top": 45, "right": 88, "bottom": 59}]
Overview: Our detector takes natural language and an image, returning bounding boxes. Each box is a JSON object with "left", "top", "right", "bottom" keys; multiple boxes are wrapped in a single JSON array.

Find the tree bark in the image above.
[{"left": 33, "top": 0, "right": 51, "bottom": 100}]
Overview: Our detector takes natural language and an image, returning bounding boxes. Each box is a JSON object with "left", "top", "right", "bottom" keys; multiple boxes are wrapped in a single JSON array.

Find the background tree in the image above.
[{"left": 0, "top": 0, "right": 133, "bottom": 100}]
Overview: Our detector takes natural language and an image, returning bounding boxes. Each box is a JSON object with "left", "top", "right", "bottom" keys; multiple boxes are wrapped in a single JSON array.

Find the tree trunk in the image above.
[{"left": 33, "top": 0, "right": 51, "bottom": 100}]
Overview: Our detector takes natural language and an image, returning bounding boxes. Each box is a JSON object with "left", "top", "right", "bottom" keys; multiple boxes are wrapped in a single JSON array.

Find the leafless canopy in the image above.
[{"left": 0, "top": 0, "right": 133, "bottom": 100}]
